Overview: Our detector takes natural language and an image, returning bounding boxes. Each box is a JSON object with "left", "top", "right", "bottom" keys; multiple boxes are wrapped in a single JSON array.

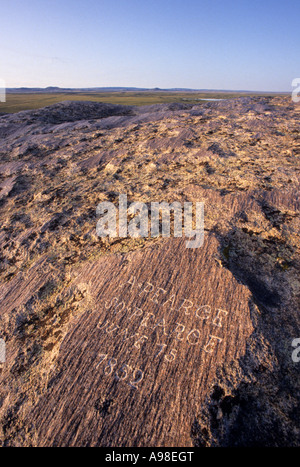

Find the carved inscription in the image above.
[
  {"left": 96, "top": 354, "right": 144, "bottom": 390},
  {"left": 95, "top": 276, "right": 231, "bottom": 389}
]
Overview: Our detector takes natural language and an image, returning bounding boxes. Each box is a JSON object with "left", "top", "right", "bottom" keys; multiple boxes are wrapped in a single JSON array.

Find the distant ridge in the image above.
[{"left": 6, "top": 86, "right": 288, "bottom": 94}]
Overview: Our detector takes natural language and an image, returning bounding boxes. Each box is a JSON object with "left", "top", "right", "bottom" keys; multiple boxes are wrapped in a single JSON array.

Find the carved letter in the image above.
[
  {"left": 128, "top": 307, "right": 143, "bottom": 322},
  {"left": 106, "top": 323, "right": 120, "bottom": 334},
  {"left": 134, "top": 335, "right": 148, "bottom": 349},
  {"left": 212, "top": 309, "right": 228, "bottom": 328},
  {"left": 195, "top": 305, "right": 211, "bottom": 320},
  {"left": 97, "top": 319, "right": 110, "bottom": 330},
  {"left": 177, "top": 298, "right": 193, "bottom": 316},
  {"left": 187, "top": 329, "right": 200, "bottom": 345},
  {"left": 150, "top": 287, "right": 167, "bottom": 304},
  {"left": 139, "top": 312, "right": 155, "bottom": 328},
  {"left": 172, "top": 323, "right": 185, "bottom": 341},
  {"left": 162, "top": 294, "right": 176, "bottom": 310},
  {"left": 153, "top": 318, "right": 168, "bottom": 335},
  {"left": 139, "top": 282, "right": 154, "bottom": 296},
  {"left": 203, "top": 335, "right": 222, "bottom": 353}
]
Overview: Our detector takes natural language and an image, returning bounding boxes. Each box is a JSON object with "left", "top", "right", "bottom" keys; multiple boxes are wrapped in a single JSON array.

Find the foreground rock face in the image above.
[{"left": 0, "top": 97, "right": 299, "bottom": 446}]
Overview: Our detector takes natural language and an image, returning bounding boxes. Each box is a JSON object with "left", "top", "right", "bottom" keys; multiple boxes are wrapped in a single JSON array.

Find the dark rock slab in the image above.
[{"left": 31, "top": 235, "right": 253, "bottom": 446}]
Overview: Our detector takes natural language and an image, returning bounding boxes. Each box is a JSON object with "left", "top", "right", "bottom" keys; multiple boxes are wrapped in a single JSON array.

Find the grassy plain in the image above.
[{"left": 0, "top": 91, "right": 281, "bottom": 114}]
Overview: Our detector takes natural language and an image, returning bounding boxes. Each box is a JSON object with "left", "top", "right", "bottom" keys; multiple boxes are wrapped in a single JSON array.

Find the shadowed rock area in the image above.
[{"left": 0, "top": 97, "right": 299, "bottom": 446}]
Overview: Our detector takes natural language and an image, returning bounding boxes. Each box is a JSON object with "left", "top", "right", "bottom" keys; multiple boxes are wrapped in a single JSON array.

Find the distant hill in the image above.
[
  {"left": 6, "top": 86, "right": 150, "bottom": 93},
  {"left": 6, "top": 86, "right": 288, "bottom": 94}
]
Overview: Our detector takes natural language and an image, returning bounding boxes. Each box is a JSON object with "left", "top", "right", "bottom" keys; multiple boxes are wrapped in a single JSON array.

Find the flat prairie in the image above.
[{"left": 0, "top": 90, "right": 281, "bottom": 113}]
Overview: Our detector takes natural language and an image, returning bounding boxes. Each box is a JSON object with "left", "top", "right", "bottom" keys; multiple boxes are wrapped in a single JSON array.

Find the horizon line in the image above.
[{"left": 5, "top": 85, "right": 290, "bottom": 94}]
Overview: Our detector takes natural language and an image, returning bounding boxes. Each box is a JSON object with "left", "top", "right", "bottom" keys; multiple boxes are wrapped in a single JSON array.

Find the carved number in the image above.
[
  {"left": 164, "top": 349, "right": 177, "bottom": 362},
  {"left": 104, "top": 358, "right": 117, "bottom": 375},
  {"left": 155, "top": 344, "right": 177, "bottom": 362},
  {"left": 96, "top": 354, "right": 144, "bottom": 390},
  {"left": 128, "top": 369, "right": 144, "bottom": 389},
  {"left": 96, "top": 353, "right": 108, "bottom": 368},
  {"left": 115, "top": 363, "right": 131, "bottom": 381}
]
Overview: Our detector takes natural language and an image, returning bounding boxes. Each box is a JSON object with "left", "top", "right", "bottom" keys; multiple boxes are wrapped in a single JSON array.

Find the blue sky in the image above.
[{"left": 1, "top": 0, "right": 299, "bottom": 91}]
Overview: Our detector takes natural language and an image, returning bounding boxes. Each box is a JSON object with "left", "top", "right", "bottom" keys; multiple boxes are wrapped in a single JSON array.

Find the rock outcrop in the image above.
[{"left": 0, "top": 97, "right": 299, "bottom": 446}]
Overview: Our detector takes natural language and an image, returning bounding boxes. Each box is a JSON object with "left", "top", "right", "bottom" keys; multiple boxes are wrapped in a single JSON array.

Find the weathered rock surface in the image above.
[{"left": 0, "top": 97, "right": 299, "bottom": 446}]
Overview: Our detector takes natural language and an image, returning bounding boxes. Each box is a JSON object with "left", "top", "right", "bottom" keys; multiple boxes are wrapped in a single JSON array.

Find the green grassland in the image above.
[{"left": 0, "top": 91, "right": 281, "bottom": 114}]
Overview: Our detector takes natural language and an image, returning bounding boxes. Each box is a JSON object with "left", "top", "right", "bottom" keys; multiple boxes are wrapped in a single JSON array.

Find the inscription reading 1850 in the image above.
[{"left": 95, "top": 276, "right": 231, "bottom": 390}]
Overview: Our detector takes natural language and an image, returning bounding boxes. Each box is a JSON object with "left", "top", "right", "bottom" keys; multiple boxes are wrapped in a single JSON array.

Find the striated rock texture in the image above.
[{"left": 0, "top": 97, "right": 299, "bottom": 447}]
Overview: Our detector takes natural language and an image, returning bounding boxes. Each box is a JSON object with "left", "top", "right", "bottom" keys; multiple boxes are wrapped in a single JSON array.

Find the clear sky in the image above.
[{"left": 1, "top": 0, "right": 299, "bottom": 91}]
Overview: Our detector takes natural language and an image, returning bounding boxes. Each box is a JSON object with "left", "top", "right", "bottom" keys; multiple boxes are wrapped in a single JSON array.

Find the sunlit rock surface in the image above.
[{"left": 0, "top": 97, "right": 299, "bottom": 446}]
